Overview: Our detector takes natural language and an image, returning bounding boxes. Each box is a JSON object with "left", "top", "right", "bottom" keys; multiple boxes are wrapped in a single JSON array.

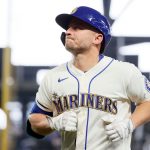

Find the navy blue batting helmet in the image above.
[{"left": 55, "top": 6, "right": 111, "bottom": 53}]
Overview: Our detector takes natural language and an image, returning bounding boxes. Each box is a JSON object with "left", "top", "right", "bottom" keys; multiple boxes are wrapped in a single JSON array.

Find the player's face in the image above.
[{"left": 65, "top": 18, "right": 102, "bottom": 55}]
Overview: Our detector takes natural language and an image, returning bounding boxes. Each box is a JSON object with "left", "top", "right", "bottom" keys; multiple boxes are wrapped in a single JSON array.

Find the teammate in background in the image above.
[{"left": 26, "top": 6, "right": 150, "bottom": 150}]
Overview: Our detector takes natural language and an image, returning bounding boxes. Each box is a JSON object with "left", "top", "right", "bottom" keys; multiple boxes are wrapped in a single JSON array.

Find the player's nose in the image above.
[{"left": 66, "top": 26, "right": 74, "bottom": 35}]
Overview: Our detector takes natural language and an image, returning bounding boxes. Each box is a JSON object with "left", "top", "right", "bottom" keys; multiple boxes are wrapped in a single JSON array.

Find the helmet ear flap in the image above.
[{"left": 61, "top": 32, "right": 66, "bottom": 46}]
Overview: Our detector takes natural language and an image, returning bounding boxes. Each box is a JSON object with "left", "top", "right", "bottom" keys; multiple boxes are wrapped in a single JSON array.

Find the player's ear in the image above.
[{"left": 94, "top": 33, "right": 103, "bottom": 45}]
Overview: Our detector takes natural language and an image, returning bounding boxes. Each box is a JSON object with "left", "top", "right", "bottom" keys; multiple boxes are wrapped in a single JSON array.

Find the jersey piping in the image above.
[
  {"left": 85, "top": 58, "right": 114, "bottom": 150},
  {"left": 66, "top": 62, "right": 80, "bottom": 149},
  {"left": 66, "top": 56, "right": 114, "bottom": 150}
]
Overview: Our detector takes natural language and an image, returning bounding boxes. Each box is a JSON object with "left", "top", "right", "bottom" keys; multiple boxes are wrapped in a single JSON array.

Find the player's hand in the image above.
[
  {"left": 47, "top": 110, "right": 78, "bottom": 132},
  {"left": 105, "top": 118, "right": 135, "bottom": 142}
]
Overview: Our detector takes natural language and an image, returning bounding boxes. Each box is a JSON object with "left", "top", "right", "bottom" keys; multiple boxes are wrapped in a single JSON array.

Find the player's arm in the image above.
[
  {"left": 129, "top": 73, "right": 150, "bottom": 128},
  {"left": 105, "top": 65, "right": 150, "bottom": 142},
  {"left": 105, "top": 101, "right": 150, "bottom": 142},
  {"left": 27, "top": 103, "right": 78, "bottom": 138},
  {"left": 131, "top": 100, "right": 150, "bottom": 128},
  {"left": 26, "top": 103, "right": 53, "bottom": 138},
  {"left": 26, "top": 72, "right": 55, "bottom": 138},
  {"left": 28, "top": 113, "right": 54, "bottom": 136}
]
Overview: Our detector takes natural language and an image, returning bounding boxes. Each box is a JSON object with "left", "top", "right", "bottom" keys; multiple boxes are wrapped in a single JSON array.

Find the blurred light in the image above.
[
  {"left": 119, "top": 42, "right": 150, "bottom": 72},
  {"left": 0, "top": 0, "right": 10, "bottom": 47},
  {"left": 36, "top": 69, "right": 49, "bottom": 85},
  {"left": 10, "top": 0, "right": 103, "bottom": 66},
  {"left": 7, "top": 102, "right": 22, "bottom": 125},
  {"left": 6, "top": 76, "right": 15, "bottom": 86},
  {"left": 0, "top": 109, "right": 7, "bottom": 130},
  {"left": 109, "top": 0, "right": 131, "bottom": 19},
  {"left": 9, "top": 108, "right": 22, "bottom": 122},
  {"left": 111, "top": 0, "right": 150, "bottom": 37}
]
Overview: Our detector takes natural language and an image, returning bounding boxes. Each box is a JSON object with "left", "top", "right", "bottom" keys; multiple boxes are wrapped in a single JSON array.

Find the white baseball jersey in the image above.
[{"left": 35, "top": 55, "right": 150, "bottom": 150}]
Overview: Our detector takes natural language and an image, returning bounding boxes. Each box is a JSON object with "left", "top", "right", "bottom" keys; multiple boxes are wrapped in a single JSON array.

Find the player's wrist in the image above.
[
  {"left": 46, "top": 114, "right": 64, "bottom": 131},
  {"left": 46, "top": 115, "right": 57, "bottom": 130},
  {"left": 118, "top": 118, "right": 135, "bottom": 134}
]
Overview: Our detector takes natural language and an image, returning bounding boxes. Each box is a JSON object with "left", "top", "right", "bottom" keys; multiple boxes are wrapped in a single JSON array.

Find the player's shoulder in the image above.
[
  {"left": 46, "top": 63, "right": 67, "bottom": 74},
  {"left": 39, "top": 63, "right": 67, "bottom": 85},
  {"left": 104, "top": 56, "right": 140, "bottom": 74},
  {"left": 110, "top": 57, "right": 137, "bottom": 70}
]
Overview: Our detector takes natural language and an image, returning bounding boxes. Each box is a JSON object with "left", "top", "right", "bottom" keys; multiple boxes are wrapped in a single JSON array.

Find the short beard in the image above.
[
  {"left": 65, "top": 45, "right": 88, "bottom": 56},
  {"left": 65, "top": 46, "right": 78, "bottom": 55}
]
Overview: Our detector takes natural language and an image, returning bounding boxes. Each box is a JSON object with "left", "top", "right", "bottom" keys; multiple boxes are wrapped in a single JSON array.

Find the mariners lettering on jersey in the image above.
[
  {"left": 145, "top": 77, "right": 150, "bottom": 92},
  {"left": 51, "top": 93, "right": 117, "bottom": 115}
]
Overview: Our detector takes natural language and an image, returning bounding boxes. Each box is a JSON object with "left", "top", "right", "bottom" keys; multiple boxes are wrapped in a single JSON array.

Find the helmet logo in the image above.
[{"left": 71, "top": 7, "right": 78, "bottom": 14}]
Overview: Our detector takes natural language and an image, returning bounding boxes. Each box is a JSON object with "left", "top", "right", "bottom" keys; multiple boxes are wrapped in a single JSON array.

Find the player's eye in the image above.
[
  {"left": 68, "top": 24, "right": 84, "bottom": 30},
  {"left": 72, "top": 25, "right": 80, "bottom": 30}
]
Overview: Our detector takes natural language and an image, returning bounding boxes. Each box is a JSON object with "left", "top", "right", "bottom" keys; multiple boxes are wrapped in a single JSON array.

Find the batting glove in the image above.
[
  {"left": 105, "top": 118, "right": 135, "bottom": 142},
  {"left": 46, "top": 111, "right": 77, "bottom": 132}
]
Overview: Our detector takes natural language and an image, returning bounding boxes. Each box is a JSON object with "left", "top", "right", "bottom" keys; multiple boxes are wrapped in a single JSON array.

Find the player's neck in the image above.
[{"left": 73, "top": 53, "right": 100, "bottom": 72}]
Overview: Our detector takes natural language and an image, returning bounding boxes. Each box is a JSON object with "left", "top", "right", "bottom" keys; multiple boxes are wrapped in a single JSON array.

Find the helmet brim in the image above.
[{"left": 55, "top": 14, "right": 74, "bottom": 30}]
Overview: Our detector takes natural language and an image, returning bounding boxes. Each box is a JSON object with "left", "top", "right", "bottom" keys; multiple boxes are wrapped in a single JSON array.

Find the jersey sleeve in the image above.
[
  {"left": 35, "top": 71, "right": 54, "bottom": 113},
  {"left": 126, "top": 64, "right": 150, "bottom": 104},
  {"left": 27, "top": 72, "right": 54, "bottom": 139}
]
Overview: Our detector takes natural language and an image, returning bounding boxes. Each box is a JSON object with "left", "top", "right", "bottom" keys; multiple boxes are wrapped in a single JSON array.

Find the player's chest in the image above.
[
  {"left": 51, "top": 72, "right": 122, "bottom": 96},
  {"left": 51, "top": 75, "right": 120, "bottom": 117}
]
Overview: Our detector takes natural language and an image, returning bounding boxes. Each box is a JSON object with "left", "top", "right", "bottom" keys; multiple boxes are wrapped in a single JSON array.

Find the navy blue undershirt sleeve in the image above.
[
  {"left": 30, "top": 102, "right": 53, "bottom": 116},
  {"left": 26, "top": 119, "right": 45, "bottom": 139}
]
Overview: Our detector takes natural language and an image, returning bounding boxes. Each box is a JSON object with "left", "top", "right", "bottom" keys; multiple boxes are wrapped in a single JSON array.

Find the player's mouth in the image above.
[{"left": 66, "top": 36, "right": 74, "bottom": 40}]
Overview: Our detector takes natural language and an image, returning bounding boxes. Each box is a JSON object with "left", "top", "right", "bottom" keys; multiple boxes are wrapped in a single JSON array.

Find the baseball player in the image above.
[{"left": 27, "top": 6, "right": 150, "bottom": 150}]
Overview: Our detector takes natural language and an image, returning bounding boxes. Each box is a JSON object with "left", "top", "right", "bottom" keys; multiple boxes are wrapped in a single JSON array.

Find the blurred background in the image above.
[{"left": 0, "top": 0, "right": 150, "bottom": 150}]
